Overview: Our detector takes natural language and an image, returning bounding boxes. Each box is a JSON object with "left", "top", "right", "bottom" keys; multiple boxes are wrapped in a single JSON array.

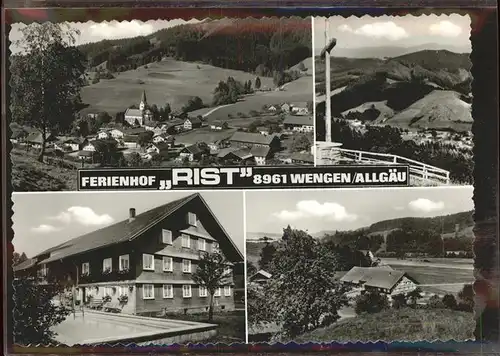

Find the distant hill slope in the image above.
[
  {"left": 315, "top": 49, "right": 472, "bottom": 132},
  {"left": 314, "top": 210, "right": 474, "bottom": 240},
  {"left": 79, "top": 17, "right": 312, "bottom": 75},
  {"left": 248, "top": 210, "right": 474, "bottom": 266},
  {"left": 389, "top": 90, "right": 472, "bottom": 129},
  {"left": 328, "top": 43, "right": 471, "bottom": 59}
]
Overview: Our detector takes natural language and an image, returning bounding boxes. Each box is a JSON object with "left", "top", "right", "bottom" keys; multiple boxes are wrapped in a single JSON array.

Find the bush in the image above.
[
  {"left": 13, "top": 279, "right": 70, "bottom": 345},
  {"left": 392, "top": 293, "right": 407, "bottom": 309},
  {"left": 428, "top": 295, "right": 445, "bottom": 308},
  {"left": 442, "top": 294, "right": 458, "bottom": 309},
  {"left": 457, "top": 284, "right": 474, "bottom": 312}
]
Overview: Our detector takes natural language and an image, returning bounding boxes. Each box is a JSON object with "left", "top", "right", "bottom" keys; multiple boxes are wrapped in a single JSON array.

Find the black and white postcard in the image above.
[
  {"left": 246, "top": 186, "right": 475, "bottom": 342},
  {"left": 12, "top": 191, "right": 245, "bottom": 345},
  {"left": 9, "top": 18, "right": 314, "bottom": 192}
]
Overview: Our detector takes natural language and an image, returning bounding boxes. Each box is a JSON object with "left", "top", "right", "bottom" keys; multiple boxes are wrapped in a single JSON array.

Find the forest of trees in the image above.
[{"left": 78, "top": 18, "right": 312, "bottom": 76}]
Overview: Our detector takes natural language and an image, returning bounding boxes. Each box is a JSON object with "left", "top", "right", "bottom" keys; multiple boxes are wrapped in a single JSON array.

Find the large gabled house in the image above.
[
  {"left": 14, "top": 193, "right": 244, "bottom": 316},
  {"left": 340, "top": 266, "right": 419, "bottom": 298}
]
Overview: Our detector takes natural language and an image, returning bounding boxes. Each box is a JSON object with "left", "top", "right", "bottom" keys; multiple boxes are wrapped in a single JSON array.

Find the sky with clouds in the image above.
[
  {"left": 246, "top": 186, "right": 473, "bottom": 235},
  {"left": 12, "top": 191, "right": 243, "bottom": 258},
  {"left": 9, "top": 19, "right": 200, "bottom": 54},
  {"left": 313, "top": 14, "right": 471, "bottom": 53}
]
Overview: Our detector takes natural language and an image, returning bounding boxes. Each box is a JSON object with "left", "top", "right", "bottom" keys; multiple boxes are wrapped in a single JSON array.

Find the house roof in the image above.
[
  {"left": 124, "top": 108, "right": 143, "bottom": 117},
  {"left": 150, "top": 142, "right": 170, "bottom": 151},
  {"left": 187, "top": 117, "right": 202, "bottom": 124},
  {"left": 11, "top": 129, "right": 28, "bottom": 139},
  {"left": 217, "top": 147, "right": 239, "bottom": 158},
  {"left": 181, "top": 145, "right": 202, "bottom": 155},
  {"left": 340, "top": 266, "right": 412, "bottom": 291},
  {"left": 284, "top": 116, "right": 314, "bottom": 126},
  {"left": 230, "top": 132, "right": 277, "bottom": 145},
  {"left": 250, "top": 146, "right": 271, "bottom": 157},
  {"left": 179, "top": 224, "right": 217, "bottom": 242},
  {"left": 63, "top": 138, "right": 84, "bottom": 144},
  {"left": 78, "top": 150, "right": 94, "bottom": 157},
  {"left": 123, "top": 127, "right": 147, "bottom": 135},
  {"left": 35, "top": 194, "right": 198, "bottom": 264},
  {"left": 123, "top": 135, "right": 140, "bottom": 143},
  {"left": 231, "top": 149, "right": 253, "bottom": 160},
  {"left": 155, "top": 133, "right": 174, "bottom": 140},
  {"left": 250, "top": 270, "right": 272, "bottom": 280},
  {"left": 26, "top": 132, "right": 55, "bottom": 143},
  {"left": 212, "top": 120, "right": 227, "bottom": 126},
  {"left": 40, "top": 193, "right": 242, "bottom": 263},
  {"left": 291, "top": 152, "right": 314, "bottom": 163}
]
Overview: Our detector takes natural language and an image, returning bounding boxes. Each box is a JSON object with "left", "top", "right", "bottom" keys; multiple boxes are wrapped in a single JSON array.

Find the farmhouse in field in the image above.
[
  {"left": 184, "top": 117, "right": 202, "bottom": 131},
  {"left": 210, "top": 120, "right": 229, "bottom": 131},
  {"left": 229, "top": 132, "right": 281, "bottom": 154},
  {"left": 283, "top": 116, "right": 314, "bottom": 133},
  {"left": 13, "top": 193, "right": 244, "bottom": 315},
  {"left": 124, "top": 90, "right": 152, "bottom": 126},
  {"left": 340, "top": 266, "right": 419, "bottom": 298}
]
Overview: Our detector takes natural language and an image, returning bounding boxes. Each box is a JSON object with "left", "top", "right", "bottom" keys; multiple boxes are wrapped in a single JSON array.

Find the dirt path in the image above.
[{"left": 202, "top": 104, "right": 234, "bottom": 117}]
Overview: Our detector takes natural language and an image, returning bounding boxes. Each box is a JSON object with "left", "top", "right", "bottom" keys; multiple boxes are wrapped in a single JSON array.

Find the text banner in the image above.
[{"left": 78, "top": 165, "right": 409, "bottom": 191}]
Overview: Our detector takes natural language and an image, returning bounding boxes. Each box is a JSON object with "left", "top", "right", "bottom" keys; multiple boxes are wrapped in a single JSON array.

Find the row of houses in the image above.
[{"left": 14, "top": 193, "right": 244, "bottom": 315}]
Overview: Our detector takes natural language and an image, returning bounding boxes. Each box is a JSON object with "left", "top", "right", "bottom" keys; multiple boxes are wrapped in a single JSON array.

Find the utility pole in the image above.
[
  {"left": 320, "top": 22, "right": 336, "bottom": 143},
  {"left": 325, "top": 20, "right": 332, "bottom": 143}
]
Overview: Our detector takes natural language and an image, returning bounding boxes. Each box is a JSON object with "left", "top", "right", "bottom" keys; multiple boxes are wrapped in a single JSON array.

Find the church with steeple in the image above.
[{"left": 124, "top": 90, "right": 152, "bottom": 126}]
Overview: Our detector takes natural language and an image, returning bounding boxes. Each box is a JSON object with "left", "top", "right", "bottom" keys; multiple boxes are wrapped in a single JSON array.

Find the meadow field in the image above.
[
  {"left": 80, "top": 58, "right": 312, "bottom": 117},
  {"left": 382, "top": 257, "right": 474, "bottom": 295},
  {"left": 173, "top": 127, "right": 237, "bottom": 146},
  {"left": 200, "top": 76, "right": 313, "bottom": 121}
]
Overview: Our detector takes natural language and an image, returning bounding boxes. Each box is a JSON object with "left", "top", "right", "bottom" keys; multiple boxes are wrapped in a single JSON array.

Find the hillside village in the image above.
[{"left": 11, "top": 89, "right": 314, "bottom": 168}]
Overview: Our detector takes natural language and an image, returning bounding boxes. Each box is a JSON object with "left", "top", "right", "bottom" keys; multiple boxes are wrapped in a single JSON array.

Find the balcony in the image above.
[{"left": 79, "top": 268, "right": 133, "bottom": 284}]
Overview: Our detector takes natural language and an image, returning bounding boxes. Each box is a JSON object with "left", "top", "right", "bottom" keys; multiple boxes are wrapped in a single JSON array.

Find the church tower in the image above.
[{"left": 139, "top": 90, "right": 147, "bottom": 111}]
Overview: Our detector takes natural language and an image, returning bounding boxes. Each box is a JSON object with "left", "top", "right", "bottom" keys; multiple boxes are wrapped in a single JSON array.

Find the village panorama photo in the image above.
[
  {"left": 11, "top": 191, "right": 245, "bottom": 346},
  {"left": 313, "top": 15, "right": 473, "bottom": 187},
  {"left": 246, "top": 186, "right": 475, "bottom": 342},
  {"left": 9, "top": 17, "right": 315, "bottom": 192}
]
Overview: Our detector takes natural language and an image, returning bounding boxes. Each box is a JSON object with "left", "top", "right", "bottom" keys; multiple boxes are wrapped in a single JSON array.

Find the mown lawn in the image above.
[
  {"left": 165, "top": 310, "right": 246, "bottom": 343},
  {"left": 292, "top": 307, "right": 474, "bottom": 343}
]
